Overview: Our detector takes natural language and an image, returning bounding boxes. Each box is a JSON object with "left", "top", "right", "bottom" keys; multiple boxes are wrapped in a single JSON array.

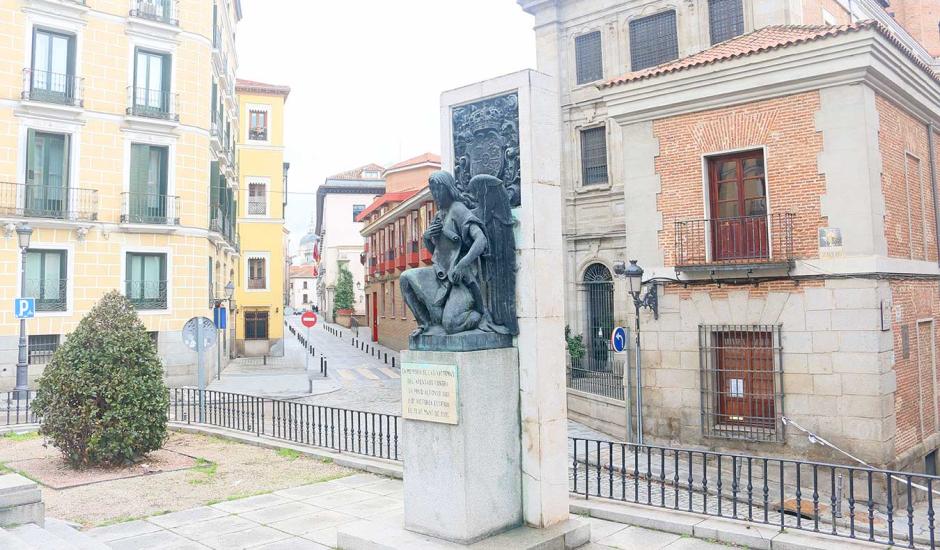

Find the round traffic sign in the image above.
[
  {"left": 182, "top": 316, "right": 217, "bottom": 351},
  {"left": 611, "top": 326, "right": 627, "bottom": 354},
  {"left": 301, "top": 311, "right": 318, "bottom": 328}
]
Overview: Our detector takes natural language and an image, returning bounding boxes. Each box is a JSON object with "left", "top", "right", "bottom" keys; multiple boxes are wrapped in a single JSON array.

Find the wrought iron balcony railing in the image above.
[
  {"left": 674, "top": 212, "right": 795, "bottom": 270},
  {"left": 125, "top": 280, "right": 168, "bottom": 310},
  {"left": 248, "top": 277, "right": 265, "bottom": 290},
  {"left": 129, "top": 0, "right": 179, "bottom": 26},
  {"left": 127, "top": 87, "right": 179, "bottom": 121},
  {"left": 24, "top": 278, "right": 67, "bottom": 312},
  {"left": 0, "top": 181, "right": 98, "bottom": 221},
  {"left": 247, "top": 198, "right": 266, "bottom": 216},
  {"left": 121, "top": 192, "right": 180, "bottom": 225},
  {"left": 22, "top": 69, "right": 83, "bottom": 107},
  {"left": 248, "top": 127, "right": 268, "bottom": 141}
]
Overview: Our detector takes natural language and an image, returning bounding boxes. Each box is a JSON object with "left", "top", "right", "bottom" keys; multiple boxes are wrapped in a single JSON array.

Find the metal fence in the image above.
[
  {"left": 0, "top": 391, "right": 40, "bottom": 426},
  {"left": 168, "top": 388, "right": 400, "bottom": 461},
  {"left": 571, "top": 437, "right": 940, "bottom": 548},
  {"left": 674, "top": 212, "right": 795, "bottom": 268},
  {"left": 568, "top": 351, "right": 625, "bottom": 401}
]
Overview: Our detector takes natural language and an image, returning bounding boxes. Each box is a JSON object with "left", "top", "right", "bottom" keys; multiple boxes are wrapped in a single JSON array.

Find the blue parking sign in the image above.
[
  {"left": 213, "top": 307, "right": 226, "bottom": 330},
  {"left": 14, "top": 298, "right": 35, "bottom": 319}
]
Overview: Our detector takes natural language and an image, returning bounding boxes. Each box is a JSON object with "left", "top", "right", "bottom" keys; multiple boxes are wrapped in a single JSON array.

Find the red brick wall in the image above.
[
  {"left": 365, "top": 278, "right": 415, "bottom": 352},
  {"left": 890, "top": 280, "right": 940, "bottom": 456},
  {"left": 886, "top": 0, "right": 940, "bottom": 57},
  {"left": 653, "top": 91, "right": 827, "bottom": 266},
  {"left": 876, "top": 95, "right": 938, "bottom": 263}
]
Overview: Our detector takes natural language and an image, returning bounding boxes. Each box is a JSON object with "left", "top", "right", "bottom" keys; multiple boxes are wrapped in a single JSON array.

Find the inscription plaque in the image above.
[{"left": 401, "top": 363, "right": 459, "bottom": 425}]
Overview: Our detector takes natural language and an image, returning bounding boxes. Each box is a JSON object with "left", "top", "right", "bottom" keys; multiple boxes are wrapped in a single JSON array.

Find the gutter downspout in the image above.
[{"left": 929, "top": 124, "right": 940, "bottom": 267}]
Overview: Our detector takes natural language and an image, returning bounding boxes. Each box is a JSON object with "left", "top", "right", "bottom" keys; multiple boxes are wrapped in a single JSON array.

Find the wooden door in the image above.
[
  {"left": 715, "top": 330, "right": 775, "bottom": 428},
  {"left": 371, "top": 291, "right": 378, "bottom": 342},
  {"left": 708, "top": 152, "right": 768, "bottom": 261}
]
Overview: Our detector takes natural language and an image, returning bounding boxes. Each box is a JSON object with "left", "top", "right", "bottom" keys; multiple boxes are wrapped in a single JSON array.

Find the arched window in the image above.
[{"left": 583, "top": 263, "right": 614, "bottom": 372}]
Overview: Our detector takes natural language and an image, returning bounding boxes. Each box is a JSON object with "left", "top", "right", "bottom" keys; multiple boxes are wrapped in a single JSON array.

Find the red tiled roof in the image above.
[
  {"left": 328, "top": 163, "right": 386, "bottom": 181},
  {"left": 386, "top": 152, "right": 441, "bottom": 172},
  {"left": 236, "top": 78, "right": 291, "bottom": 98},
  {"left": 355, "top": 190, "right": 420, "bottom": 223},
  {"left": 290, "top": 265, "right": 317, "bottom": 278},
  {"left": 601, "top": 20, "right": 940, "bottom": 88}
]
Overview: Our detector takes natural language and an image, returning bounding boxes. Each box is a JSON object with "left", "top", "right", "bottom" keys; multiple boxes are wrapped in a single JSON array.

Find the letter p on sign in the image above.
[{"left": 14, "top": 298, "right": 35, "bottom": 319}]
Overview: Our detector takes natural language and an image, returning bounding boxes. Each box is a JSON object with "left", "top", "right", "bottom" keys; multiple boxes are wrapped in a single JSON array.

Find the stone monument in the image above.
[{"left": 338, "top": 70, "right": 585, "bottom": 549}]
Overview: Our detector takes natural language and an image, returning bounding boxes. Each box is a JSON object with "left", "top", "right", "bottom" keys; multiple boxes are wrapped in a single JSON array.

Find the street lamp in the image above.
[
  {"left": 224, "top": 281, "right": 235, "bottom": 300},
  {"left": 15, "top": 224, "right": 33, "bottom": 399},
  {"left": 614, "top": 259, "right": 658, "bottom": 445}
]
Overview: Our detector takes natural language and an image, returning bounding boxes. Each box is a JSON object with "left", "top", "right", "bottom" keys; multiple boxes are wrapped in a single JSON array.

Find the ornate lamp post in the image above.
[
  {"left": 15, "top": 224, "right": 33, "bottom": 399},
  {"left": 615, "top": 259, "right": 658, "bottom": 444}
]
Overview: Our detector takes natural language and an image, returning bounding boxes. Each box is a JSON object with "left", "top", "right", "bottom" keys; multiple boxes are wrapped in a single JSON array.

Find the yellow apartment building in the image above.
[
  {"left": 0, "top": 0, "right": 243, "bottom": 389},
  {"left": 234, "top": 78, "right": 288, "bottom": 357}
]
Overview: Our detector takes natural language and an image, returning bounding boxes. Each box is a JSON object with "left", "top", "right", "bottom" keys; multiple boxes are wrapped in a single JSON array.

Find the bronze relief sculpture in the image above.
[{"left": 400, "top": 171, "right": 517, "bottom": 351}]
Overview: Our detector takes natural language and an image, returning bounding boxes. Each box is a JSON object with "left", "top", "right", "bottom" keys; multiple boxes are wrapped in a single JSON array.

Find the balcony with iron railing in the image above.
[
  {"left": 24, "top": 278, "right": 67, "bottom": 312},
  {"left": 121, "top": 192, "right": 180, "bottom": 225},
  {"left": 127, "top": 87, "right": 179, "bottom": 121},
  {"left": 22, "top": 69, "right": 83, "bottom": 108},
  {"left": 408, "top": 240, "right": 420, "bottom": 267},
  {"left": 674, "top": 212, "right": 795, "bottom": 272},
  {"left": 125, "top": 280, "right": 168, "bottom": 310},
  {"left": 130, "top": 0, "right": 179, "bottom": 26},
  {"left": 0, "top": 181, "right": 98, "bottom": 221},
  {"left": 396, "top": 246, "right": 406, "bottom": 270},
  {"left": 248, "top": 276, "right": 265, "bottom": 290},
  {"left": 248, "top": 126, "right": 268, "bottom": 141}
]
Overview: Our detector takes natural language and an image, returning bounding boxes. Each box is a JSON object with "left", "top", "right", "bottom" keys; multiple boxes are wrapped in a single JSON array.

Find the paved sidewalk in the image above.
[{"left": 86, "top": 472, "right": 731, "bottom": 549}]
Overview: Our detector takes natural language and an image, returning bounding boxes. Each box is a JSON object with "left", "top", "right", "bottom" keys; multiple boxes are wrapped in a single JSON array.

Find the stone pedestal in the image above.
[{"left": 401, "top": 348, "right": 522, "bottom": 544}]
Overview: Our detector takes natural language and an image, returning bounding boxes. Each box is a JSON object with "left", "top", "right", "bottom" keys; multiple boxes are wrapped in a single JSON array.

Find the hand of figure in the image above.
[
  {"left": 448, "top": 264, "right": 468, "bottom": 285},
  {"left": 426, "top": 218, "right": 443, "bottom": 239}
]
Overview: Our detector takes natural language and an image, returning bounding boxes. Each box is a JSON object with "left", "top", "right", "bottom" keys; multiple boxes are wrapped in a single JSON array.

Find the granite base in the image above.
[{"left": 408, "top": 332, "right": 512, "bottom": 352}]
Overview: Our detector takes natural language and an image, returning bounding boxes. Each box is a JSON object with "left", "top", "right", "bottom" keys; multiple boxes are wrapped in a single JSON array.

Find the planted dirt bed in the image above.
[{"left": 0, "top": 430, "right": 352, "bottom": 527}]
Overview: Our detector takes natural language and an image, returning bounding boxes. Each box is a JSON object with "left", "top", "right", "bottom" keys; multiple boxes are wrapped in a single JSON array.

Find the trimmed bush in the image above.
[
  {"left": 33, "top": 290, "right": 168, "bottom": 467},
  {"left": 333, "top": 263, "right": 355, "bottom": 318}
]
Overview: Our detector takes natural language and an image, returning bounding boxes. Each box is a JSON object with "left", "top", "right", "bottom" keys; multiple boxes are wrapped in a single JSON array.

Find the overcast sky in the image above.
[{"left": 235, "top": 0, "right": 537, "bottom": 258}]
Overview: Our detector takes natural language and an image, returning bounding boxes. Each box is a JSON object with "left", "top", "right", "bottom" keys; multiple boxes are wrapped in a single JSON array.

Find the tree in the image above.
[
  {"left": 334, "top": 262, "right": 355, "bottom": 317},
  {"left": 33, "top": 291, "right": 169, "bottom": 468}
]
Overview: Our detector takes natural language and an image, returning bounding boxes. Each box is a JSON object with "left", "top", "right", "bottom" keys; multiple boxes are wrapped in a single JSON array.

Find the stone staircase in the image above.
[{"left": 0, "top": 473, "right": 108, "bottom": 549}]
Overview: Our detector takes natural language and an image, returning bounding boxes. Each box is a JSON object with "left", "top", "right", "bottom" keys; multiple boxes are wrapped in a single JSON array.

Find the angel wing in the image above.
[{"left": 469, "top": 175, "right": 518, "bottom": 336}]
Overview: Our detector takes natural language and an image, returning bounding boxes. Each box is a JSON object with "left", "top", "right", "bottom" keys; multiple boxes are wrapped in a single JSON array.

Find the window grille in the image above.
[
  {"left": 629, "top": 10, "right": 679, "bottom": 71},
  {"left": 248, "top": 110, "right": 267, "bottom": 141},
  {"left": 28, "top": 334, "right": 60, "bottom": 365},
  {"left": 575, "top": 31, "right": 603, "bottom": 85},
  {"left": 580, "top": 127, "right": 608, "bottom": 185},
  {"left": 248, "top": 257, "right": 266, "bottom": 289},
  {"left": 245, "top": 310, "right": 269, "bottom": 340},
  {"left": 699, "top": 324, "right": 783, "bottom": 442},
  {"left": 248, "top": 182, "right": 266, "bottom": 215},
  {"left": 708, "top": 0, "right": 744, "bottom": 45},
  {"left": 569, "top": 264, "right": 624, "bottom": 400}
]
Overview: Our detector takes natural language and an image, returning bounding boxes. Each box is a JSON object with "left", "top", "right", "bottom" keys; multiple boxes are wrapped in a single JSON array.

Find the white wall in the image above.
[{"left": 321, "top": 192, "right": 379, "bottom": 316}]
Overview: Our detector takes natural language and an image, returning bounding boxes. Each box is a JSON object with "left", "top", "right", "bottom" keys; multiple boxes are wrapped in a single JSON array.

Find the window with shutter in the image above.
[
  {"left": 129, "top": 144, "right": 168, "bottom": 223},
  {"left": 575, "top": 31, "right": 603, "bottom": 85},
  {"left": 580, "top": 127, "right": 608, "bottom": 185},
  {"left": 708, "top": 0, "right": 744, "bottom": 45},
  {"left": 25, "top": 249, "right": 67, "bottom": 311},
  {"left": 126, "top": 252, "right": 167, "bottom": 309},
  {"left": 629, "top": 10, "right": 679, "bottom": 71}
]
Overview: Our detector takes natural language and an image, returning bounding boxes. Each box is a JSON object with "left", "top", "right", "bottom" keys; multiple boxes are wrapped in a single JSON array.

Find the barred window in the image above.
[
  {"left": 245, "top": 310, "right": 269, "bottom": 340},
  {"left": 580, "top": 127, "right": 608, "bottom": 185},
  {"left": 575, "top": 31, "right": 603, "bottom": 85},
  {"left": 248, "top": 257, "right": 266, "bottom": 290},
  {"left": 248, "top": 110, "right": 268, "bottom": 141},
  {"left": 629, "top": 10, "right": 679, "bottom": 71},
  {"left": 699, "top": 325, "right": 783, "bottom": 442},
  {"left": 248, "top": 182, "right": 267, "bottom": 216},
  {"left": 709, "top": 0, "right": 744, "bottom": 45},
  {"left": 28, "top": 334, "right": 60, "bottom": 365}
]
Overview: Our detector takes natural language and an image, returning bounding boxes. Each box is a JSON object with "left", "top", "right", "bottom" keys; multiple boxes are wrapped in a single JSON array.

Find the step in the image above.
[
  {"left": 0, "top": 527, "right": 34, "bottom": 550},
  {"left": 44, "top": 518, "right": 111, "bottom": 550},
  {"left": 10, "top": 522, "right": 80, "bottom": 549}
]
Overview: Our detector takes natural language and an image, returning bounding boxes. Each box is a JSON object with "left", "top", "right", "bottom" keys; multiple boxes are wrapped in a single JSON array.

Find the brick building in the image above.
[
  {"left": 519, "top": 0, "right": 940, "bottom": 472},
  {"left": 359, "top": 153, "right": 441, "bottom": 351}
]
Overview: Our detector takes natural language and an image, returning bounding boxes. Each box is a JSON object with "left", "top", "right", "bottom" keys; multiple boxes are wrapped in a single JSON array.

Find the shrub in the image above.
[
  {"left": 565, "top": 325, "right": 586, "bottom": 362},
  {"left": 333, "top": 263, "right": 355, "bottom": 318},
  {"left": 33, "top": 291, "right": 168, "bottom": 467}
]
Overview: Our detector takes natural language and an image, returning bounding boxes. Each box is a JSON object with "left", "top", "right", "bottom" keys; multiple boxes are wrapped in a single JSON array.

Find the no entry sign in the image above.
[{"left": 301, "top": 311, "right": 318, "bottom": 328}]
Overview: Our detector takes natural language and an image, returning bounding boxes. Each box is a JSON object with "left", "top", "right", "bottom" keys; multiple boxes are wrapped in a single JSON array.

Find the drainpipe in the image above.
[{"left": 929, "top": 124, "right": 940, "bottom": 267}]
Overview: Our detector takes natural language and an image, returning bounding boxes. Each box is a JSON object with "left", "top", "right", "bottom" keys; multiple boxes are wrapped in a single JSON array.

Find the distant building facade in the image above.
[
  {"left": 520, "top": 0, "right": 940, "bottom": 472},
  {"left": 288, "top": 265, "right": 317, "bottom": 311},
  {"left": 359, "top": 153, "right": 441, "bottom": 351},
  {"left": 315, "top": 164, "right": 385, "bottom": 323}
]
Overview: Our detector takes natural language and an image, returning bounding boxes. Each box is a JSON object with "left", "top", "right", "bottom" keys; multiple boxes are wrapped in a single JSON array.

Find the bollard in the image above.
[
  {"left": 392, "top": 357, "right": 396, "bottom": 368},
  {"left": 323, "top": 359, "right": 328, "bottom": 377},
  {"left": 384, "top": 352, "right": 388, "bottom": 364}
]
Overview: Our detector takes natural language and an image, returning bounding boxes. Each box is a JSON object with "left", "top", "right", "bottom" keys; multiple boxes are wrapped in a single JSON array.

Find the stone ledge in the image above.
[{"left": 337, "top": 517, "right": 589, "bottom": 549}]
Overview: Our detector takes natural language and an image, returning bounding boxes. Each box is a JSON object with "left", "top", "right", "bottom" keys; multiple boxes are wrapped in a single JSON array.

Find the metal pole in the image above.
[
  {"left": 305, "top": 325, "right": 310, "bottom": 371},
  {"left": 14, "top": 246, "right": 28, "bottom": 400},
  {"left": 624, "top": 325, "right": 633, "bottom": 443},
  {"left": 634, "top": 299, "right": 643, "bottom": 445},
  {"left": 196, "top": 321, "right": 205, "bottom": 423}
]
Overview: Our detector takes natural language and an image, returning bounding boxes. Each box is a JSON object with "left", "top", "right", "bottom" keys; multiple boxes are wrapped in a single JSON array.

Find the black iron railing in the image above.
[
  {"left": 127, "top": 86, "right": 179, "bottom": 121},
  {"left": 24, "top": 278, "right": 67, "bottom": 312},
  {"left": 130, "top": 0, "right": 179, "bottom": 26},
  {"left": 249, "top": 127, "right": 267, "bottom": 141},
  {"left": 167, "top": 388, "right": 400, "bottom": 461},
  {"left": 675, "top": 212, "right": 795, "bottom": 268},
  {"left": 571, "top": 437, "right": 940, "bottom": 548},
  {"left": 22, "top": 69, "right": 83, "bottom": 107},
  {"left": 0, "top": 181, "right": 98, "bottom": 222},
  {"left": 0, "top": 391, "right": 39, "bottom": 426},
  {"left": 125, "top": 280, "right": 168, "bottom": 310},
  {"left": 568, "top": 352, "right": 625, "bottom": 401},
  {"left": 121, "top": 192, "right": 180, "bottom": 225}
]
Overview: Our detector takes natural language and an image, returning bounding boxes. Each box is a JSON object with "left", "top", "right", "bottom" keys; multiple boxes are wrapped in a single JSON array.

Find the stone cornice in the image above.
[{"left": 601, "top": 29, "right": 940, "bottom": 127}]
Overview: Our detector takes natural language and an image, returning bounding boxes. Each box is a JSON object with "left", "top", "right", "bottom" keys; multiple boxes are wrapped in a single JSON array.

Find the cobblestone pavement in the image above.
[{"left": 86, "top": 473, "right": 732, "bottom": 549}]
